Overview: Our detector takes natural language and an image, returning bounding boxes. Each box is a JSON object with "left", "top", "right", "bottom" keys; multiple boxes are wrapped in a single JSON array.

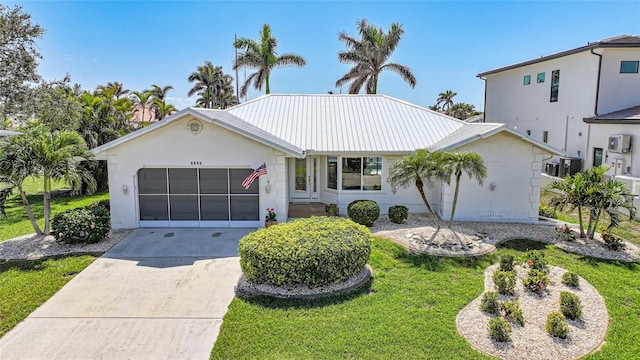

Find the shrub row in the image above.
[{"left": 52, "top": 202, "right": 110, "bottom": 244}]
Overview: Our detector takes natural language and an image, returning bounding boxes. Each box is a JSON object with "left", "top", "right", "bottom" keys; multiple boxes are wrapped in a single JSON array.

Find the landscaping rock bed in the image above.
[
  {"left": 457, "top": 264, "right": 608, "bottom": 360},
  {"left": 235, "top": 264, "right": 373, "bottom": 299}
]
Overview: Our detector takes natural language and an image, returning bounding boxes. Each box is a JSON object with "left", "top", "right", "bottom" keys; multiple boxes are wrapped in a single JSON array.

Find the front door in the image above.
[
  {"left": 291, "top": 157, "right": 318, "bottom": 200},
  {"left": 593, "top": 148, "right": 603, "bottom": 167}
]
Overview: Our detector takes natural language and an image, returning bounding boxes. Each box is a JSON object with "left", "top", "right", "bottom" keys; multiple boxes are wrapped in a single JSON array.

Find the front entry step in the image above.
[{"left": 288, "top": 203, "right": 327, "bottom": 218}]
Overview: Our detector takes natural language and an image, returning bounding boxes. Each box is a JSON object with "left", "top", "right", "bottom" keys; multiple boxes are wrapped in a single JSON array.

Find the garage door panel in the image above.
[
  {"left": 169, "top": 195, "right": 199, "bottom": 220},
  {"left": 229, "top": 169, "right": 258, "bottom": 194},
  {"left": 138, "top": 169, "right": 167, "bottom": 194},
  {"left": 169, "top": 169, "right": 198, "bottom": 194},
  {"left": 200, "top": 196, "right": 229, "bottom": 220},
  {"left": 139, "top": 195, "right": 169, "bottom": 220},
  {"left": 200, "top": 169, "right": 228, "bottom": 194},
  {"left": 230, "top": 196, "right": 259, "bottom": 220}
]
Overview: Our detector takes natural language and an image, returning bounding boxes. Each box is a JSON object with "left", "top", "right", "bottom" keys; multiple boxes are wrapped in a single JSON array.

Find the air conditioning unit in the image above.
[
  {"left": 608, "top": 134, "right": 632, "bottom": 153},
  {"left": 615, "top": 175, "right": 640, "bottom": 196}
]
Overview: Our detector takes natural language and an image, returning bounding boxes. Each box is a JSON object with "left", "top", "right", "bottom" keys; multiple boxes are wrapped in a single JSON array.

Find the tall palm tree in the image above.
[
  {"left": 436, "top": 90, "right": 457, "bottom": 115},
  {"left": 150, "top": 84, "right": 174, "bottom": 119},
  {"left": 336, "top": 19, "right": 416, "bottom": 94},
  {"left": 439, "top": 152, "right": 487, "bottom": 228},
  {"left": 388, "top": 149, "right": 443, "bottom": 228},
  {"left": 130, "top": 90, "right": 155, "bottom": 124},
  {"left": 188, "top": 61, "right": 227, "bottom": 108},
  {"left": 233, "top": 24, "right": 306, "bottom": 97}
]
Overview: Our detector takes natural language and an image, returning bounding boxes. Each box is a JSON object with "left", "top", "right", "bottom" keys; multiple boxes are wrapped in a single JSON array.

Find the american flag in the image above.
[{"left": 242, "top": 163, "right": 267, "bottom": 189}]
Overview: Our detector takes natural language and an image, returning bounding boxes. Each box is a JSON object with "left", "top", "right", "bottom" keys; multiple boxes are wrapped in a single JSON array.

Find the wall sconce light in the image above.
[
  {"left": 265, "top": 181, "right": 272, "bottom": 194},
  {"left": 122, "top": 184, "right": 129, "bottom": 195},
  {"left": 489, "top": 182, "right": 497, "bottom": 191}
]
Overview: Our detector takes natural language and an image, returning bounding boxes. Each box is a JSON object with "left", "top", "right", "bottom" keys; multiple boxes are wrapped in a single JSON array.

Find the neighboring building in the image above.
[
  {"left": 92, "top": 94, "right": 560, "bottom": 229},
  {"left": 478, "top": 35, "right": 640, "bottom": 177}
]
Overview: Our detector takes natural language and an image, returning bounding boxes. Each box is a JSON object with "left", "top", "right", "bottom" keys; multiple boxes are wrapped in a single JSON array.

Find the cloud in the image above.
[{"left": 166, "top": 96, "right": 196, "bottom": 110}]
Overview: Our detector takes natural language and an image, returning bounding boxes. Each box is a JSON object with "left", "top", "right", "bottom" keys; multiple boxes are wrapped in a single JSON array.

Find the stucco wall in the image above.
[
  {"left": 103, "top": 115, "right": 284, "bottom": 229},
  {"left": 598, "top": 48, "right": 640, "bottom": 114},
  {"left": 439, "top": 132, "right": 545, "bottom": 222},
  {"left": 585, "top": 123, "right": 640, "bottom": 176}
]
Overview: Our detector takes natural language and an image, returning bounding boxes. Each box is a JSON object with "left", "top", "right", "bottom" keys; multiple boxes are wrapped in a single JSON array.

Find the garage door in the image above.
[{"left": 137, "top": 168, "right": 260, "bottom": 227}]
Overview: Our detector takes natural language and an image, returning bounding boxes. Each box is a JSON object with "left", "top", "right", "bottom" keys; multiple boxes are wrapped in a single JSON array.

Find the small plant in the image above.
[
  {"left": 488, "top": 317, "right": 512, "bottom": 342},
  {"left": 560, "top": 291, "right": 583, "bottom": 320},
  {"left": 499, "top": 255, "right": 515, "bottom": 272},
  {"left": 52, "top": 203, "right": 111, "bottom": 245},
  {"left": 325, "top": 203, "right": 339, "bottom": 216},
  {"left": 480, "top": 291, "right": 500, "bottom": 315},
  {"left": 556, "top": 224, "right": 576, "bottom": 241},
  {"left": 501, "top": 300, "right": 525, "bottom": 326},
  {"left": 265, "top": 208, "right": 277, "bottom": 222},
  {"left": 539, "top": 205, "right": 557, "bottom": 219},
  {"left": 347, "top": 200, "right": 380, "bottom": 227},
  {"left": 601, "top": 228, "right": 626, "bottom": 251},
  {"left": 523, "top": 269, "right": 550, "bottom": 293},
  {"left": 562, "top": 272, "right": 580, "bottom": 288},
  {"left": 546, "top": 312, "right": 570, "bottom": 339},
  {"left": 492, "top": 270, "right": 516, "bottom": 295},
  {"left": 526, "top": 250, "right": 548, "bottom": 273},
  {"left": 388, "top": 205, "right": 409, "bottom": 224}
]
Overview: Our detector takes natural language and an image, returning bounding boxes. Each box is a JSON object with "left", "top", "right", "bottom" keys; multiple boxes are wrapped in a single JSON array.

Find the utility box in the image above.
[
  {"left": 615, "top": 175, "right": 640, "bottom": 196},
  {"left": 607, "top": 159, "right": 626, "bottom": 176},
  {"left": 558, "top": 157, "right": 581, "bottom": 178},
  {"left": 545, "top": 162, "right": 559, "bottom": 177},
  {"left": 608, "top": 134, "right": 632, "bottom": 153}
]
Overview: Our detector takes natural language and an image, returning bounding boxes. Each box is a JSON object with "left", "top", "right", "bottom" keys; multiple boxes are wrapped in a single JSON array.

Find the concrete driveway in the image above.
[{"left": 0, "top": 228, "right": 252, "bottom": 360}]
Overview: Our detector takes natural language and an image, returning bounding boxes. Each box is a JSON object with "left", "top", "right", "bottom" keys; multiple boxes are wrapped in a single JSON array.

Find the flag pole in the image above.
[{"left": 234, "top": 33, "right": 240, "bottom": 102}]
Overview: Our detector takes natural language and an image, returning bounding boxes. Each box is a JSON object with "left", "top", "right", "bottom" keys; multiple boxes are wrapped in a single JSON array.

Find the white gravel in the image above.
[{"left": 457, "top": 264, "right": 608, "bottom": 360}]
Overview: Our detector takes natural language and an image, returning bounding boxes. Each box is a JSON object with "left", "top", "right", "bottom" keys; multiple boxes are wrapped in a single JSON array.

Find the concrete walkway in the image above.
[{"left": 0, "top": 228, "right": 252, "bottom": 360}]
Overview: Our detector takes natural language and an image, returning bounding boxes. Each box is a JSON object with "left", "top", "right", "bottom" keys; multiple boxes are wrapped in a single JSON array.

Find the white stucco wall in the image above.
[
  {"left": 598, "top": 48, "right": 640, "bottom": 114},
  {"left": 585, "top": 123, "right": 640, "bottom": 176},
  {"left": 439, "top": 132, "right": 546, "bottom": 222},
  {"left": 102, "top": 115, "right": 285, "bottom": 229}
]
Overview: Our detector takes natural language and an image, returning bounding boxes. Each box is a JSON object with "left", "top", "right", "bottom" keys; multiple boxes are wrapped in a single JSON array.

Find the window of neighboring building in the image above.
[
  {"left": 526, "top": 130, "right": 531, "bottom": 136},
  {"left": 550, "top": 70, "right": 560, "bottom": 102},
  {"left": 620, "top": 61, "right": 639, "bottom": 74},
  {"left": 341, "top": 156, "right": 382, "bottom": 191},
  {"left": 523, "top": 75, "right": 531, "bottom": 85},
  {"left": 543, "top": 131, "right": 549, "bottom": 143},
  {"left": 327, "top": 156, "right": 338, "bottom": 190},
  {"left": 537, "top": 72, "right": 545, "bottom": 83},
  {"left": 593, "top": 148, "right": 603, "bottom": 167}
]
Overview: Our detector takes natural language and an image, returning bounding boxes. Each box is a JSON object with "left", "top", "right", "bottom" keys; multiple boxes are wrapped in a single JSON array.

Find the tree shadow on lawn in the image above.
[
  {"left": 398, "top": 249, "right": 496, "bottom": 271},
  {"left": 239, "top": 279, "right": 373, "bottom": 310}
]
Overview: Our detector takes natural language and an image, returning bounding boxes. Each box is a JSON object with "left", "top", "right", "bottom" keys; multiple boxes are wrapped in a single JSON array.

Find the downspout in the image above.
[{"left": 590, "top": 49, "right": 603, "bottom": 116}]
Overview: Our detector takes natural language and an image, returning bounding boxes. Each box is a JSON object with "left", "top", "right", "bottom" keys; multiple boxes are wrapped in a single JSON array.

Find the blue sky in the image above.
[{"left": 9, "top": 1, "right": 640, "bottom": 111}]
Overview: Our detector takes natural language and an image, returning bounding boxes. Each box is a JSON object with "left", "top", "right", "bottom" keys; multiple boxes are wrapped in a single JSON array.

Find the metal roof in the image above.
[
  {"left": 478, "top": 35, "right": 640, "bottom": 77},
  {"left": 583, "top": 105, "right": 640, "bottom": 124},
  {"left": 227, "top": 94, "right": 466, "bottom": 153}
]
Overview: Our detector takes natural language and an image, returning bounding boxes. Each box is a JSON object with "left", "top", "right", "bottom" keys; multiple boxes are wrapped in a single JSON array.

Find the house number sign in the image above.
[{"left": 190, "top": 161, "right": 202, "bottom": 165}]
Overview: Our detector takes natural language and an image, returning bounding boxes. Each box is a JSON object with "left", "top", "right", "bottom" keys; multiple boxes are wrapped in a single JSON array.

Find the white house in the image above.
[
  {"left": 478, "top": 35, "right": 640, "bottom": 177},
  {"left": 91, "top": 94, "right": 560, "bottom": 229}
]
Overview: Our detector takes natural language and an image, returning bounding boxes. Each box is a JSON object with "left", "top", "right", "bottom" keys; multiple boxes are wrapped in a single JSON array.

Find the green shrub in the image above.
[
  {"left": 95, "top": 199, "right": 111, "bottom": 211},
  {"left": 602, "top": 230, "right": 626, "bottom": 251},
  {"left": 347, "top": 200, "right": 380, "bottom": 227},
  {"left": 52, "top": 204, "right": 110, "bottom": 244},
  {"left": 560, "top": 292, "right": 583, "bottom": 320},
  {"left": 488, "top": 317, "right": 512, "bottom": 342},
  {"left": 492, "top": 270, "right": 516, "bottom": 295},
  {"left": 239, "top": 217, "right": 371, "bottom": 287},
  {"left": 501, "top": 300, "right": 525, "bottom": 326},
  {"left": 546, "top": 312, "right": 570, "bottom": 338},
  {"left": 388, "top": 205, "right": 409, "bottom": 224},
  {"left": 526, "top": 250, "right": 548, "bottom": 273},
  {"left": 539, "top": 205, "right": 557, "bottom": 219},
  {"left": 499, "top": 255, "right": 515, "bottom": 272},
  {"left": 480, "top": 291, "right": 500, "bottom": 315},
  {"left": 324, "top": 203, "right": 339, "bottom": 216},
  {"left": 523, "top": 269, "right": 550, "bottom": 293},
  {"left": 562, "top": 272, "right": 580, "bottom": 288}
]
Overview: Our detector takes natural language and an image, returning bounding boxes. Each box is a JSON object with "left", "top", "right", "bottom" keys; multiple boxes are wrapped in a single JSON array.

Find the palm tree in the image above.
[
  {"left": 188, "top": 61, "right": 226, "bottom": 108},
  {"left": 439, "top": 152, "right": 487, "bottom": 228},
  {"left": 388, "top": 149, "right": 443, "bottom": 228},
  {"left": 150, "top": 84, "right": 174, "bottom": 119},
  {"left": 336, "top": 19, "right": 416, "bottom": 94},
  {"left": 0, "top": 134, "right": 42, "bottom": 234},
  {"left": 436, "top": 90, "right": 457, "bottom": 115},
  {"left": 548, "top": 171, "right": 589, "bottom": 238},
  {"left": 130, "top": 90, "right": 155, "bottom": 125},
  {"left": 428, "top": 104, "right": 440, "bottom": 111},
  {"left": 233, "top": 24, "right": 306, "bottom": 97}
]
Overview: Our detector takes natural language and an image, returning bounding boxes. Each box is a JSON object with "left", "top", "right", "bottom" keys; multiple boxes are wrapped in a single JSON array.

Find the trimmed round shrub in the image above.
[
  {"left": 562, "top": 272, "right": 580, "bottom": 288},
  {"left": 560, "top": 291, "right": 583, "bottom": 320},
  {"left": 347, "top": 200, "right": 380, "bottom": 227},
  {"left": 480, "top": 291, "right": 500, "bottom": 315},
  {"left": 499, "top": 255, "right": 515, "bottom": 272},
  {"left": 52, "top": 204, "right": 110, "bottom": 244},
  {"left": 239, "top": 217, "right": 371, "bottom": 287},
  {"left": 489, "top": 317, "right": 512, "bottom": 342},
  {"left": 523, "top": 269, "right": 550, "bottom": 293},
  {"left": 501, "top": 300, "right": 525, "bottom": 326},
  {"left": 492, "top": 270, "right": 516, "bottom": 295},
  {"left": 546, "top": 312, "right": 570, "bottom": 338},
  {"left": 388, "top": 205, "right": 409, "bottom": 224},
  {"left": 539, "top": 205, "right": 557, "bottom": 219}
]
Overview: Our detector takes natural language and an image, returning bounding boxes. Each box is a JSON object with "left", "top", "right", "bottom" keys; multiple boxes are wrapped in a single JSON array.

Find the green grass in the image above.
[
  {"left": 0, "top": 176, "right": 109, "bottom": 242},
  {"left": 211, "top": 237, "right": 640, "bottom": 359},
  {"left": 0, "top": 255, "right": 96, "bottom": 338}
]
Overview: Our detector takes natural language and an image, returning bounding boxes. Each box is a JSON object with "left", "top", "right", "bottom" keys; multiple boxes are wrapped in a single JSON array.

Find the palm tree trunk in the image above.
[
  {"left": 577, "top": 206, "right": 586, "bottom": 238},
  {"left": 373, "top": 74, "right": 378, "bottom": 94},
  {"left": 43, "top": 176, "right": 51, "bottom": 235},
  {"left": 265, "top": 76, "right": 270, "bottom": 95},
  {"left": 448, "top": 173, "right": 461, "bottom": 228},
  {"left": 19, "top": 184, "right": 42, "bottom": 235},
  {"left": 416, "top": 179, "right": 440, "bottom": 229},
  {"left": 589, "top": 211, "right": 602, "bottom": 239}
]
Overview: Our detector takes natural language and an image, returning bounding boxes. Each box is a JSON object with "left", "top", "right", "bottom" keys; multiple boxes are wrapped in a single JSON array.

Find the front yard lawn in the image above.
[
  {"left": 211, "top": 237, "right": 640, "bottom": 359},
  {"left": 0, "top": 255, "right": 96, "bottom": 338}
]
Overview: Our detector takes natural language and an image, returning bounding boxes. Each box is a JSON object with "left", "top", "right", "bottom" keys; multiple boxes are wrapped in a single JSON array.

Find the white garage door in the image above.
[{"left": 137, "top": 168, "right": 260, "bottom": 227}]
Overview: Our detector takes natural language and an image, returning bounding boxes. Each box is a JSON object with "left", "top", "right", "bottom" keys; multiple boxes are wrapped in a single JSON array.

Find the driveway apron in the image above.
[{"left": 0, "top": 228, "right": 252, "bottom": 360}]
